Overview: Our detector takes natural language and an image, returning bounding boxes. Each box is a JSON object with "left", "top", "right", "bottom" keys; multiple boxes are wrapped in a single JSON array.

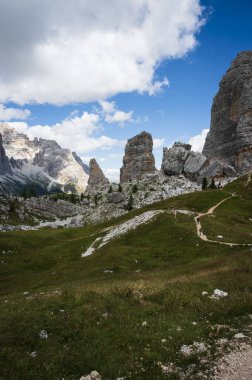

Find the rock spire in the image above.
[
  {"left": 120, "top": 131, "right": 156, "bottom": 183},
  {"left": 86, "top": 158, "right": 110, "bottom": 194}
]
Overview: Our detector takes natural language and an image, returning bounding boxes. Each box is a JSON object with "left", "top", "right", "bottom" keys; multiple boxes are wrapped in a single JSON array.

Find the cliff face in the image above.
[
  {"left": 120, "top": 131, "right": 156, "bottom": 183},
  {"left": 0, "top": 133, "right": 12, "bottom": 176},
  {"left": 86, "top": 158, "right": 110, "bottom": 194},
  {"left": 33, "top": 138, "right": 89, "bottom": 193},
  {"left": 203, "top": 51, "right": 252, "bottom": 173}
]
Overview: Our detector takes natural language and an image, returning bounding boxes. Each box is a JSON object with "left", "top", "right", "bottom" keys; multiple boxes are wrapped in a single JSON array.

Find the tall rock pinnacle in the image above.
[
  {"left": 203, "top": 51, "right": 252, "bottom": 173},
  {"left": 120, "top": 131, "right": 156, "bottom": 183},
  {"left": 86, "top": 158, "right": 110, "bottom": 194}
]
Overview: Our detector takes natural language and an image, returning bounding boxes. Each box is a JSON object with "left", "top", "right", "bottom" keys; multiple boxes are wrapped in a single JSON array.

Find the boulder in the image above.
[
  {"left": 203, "top": 51, "right": 252, "bottom": 173},
  {"left": 86, "top": 158, "right": 110, "bottom": 194},
  {"left": 120, "top": 131, "right": 156, "bottom": 183},
  {"left": 107, "top": 191, "right": 124, "bottom": 203},
  {"left": 161, "top": 142, "right": 191, "bottom": 176},
  {"left": 183, "top": 151, "right": 208, "bottom": 181}
]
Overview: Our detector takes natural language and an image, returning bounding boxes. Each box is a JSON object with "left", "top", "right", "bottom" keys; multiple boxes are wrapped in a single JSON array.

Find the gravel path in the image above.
[
  {"left": 194, "top": 195, "right": 252, "bottom": 247},
  {"left": 213, "top": 343, "right": 252, "bottom": 380}
]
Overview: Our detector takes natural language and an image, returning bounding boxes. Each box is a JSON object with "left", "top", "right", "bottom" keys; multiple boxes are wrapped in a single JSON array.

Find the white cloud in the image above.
[
  {"left": 105, "top": 110, "right": 133, "bottom": 125},
  {"left": 81, "top": 156, "right": 92, "bottom": 164},
  {"left": 109, "top": 153, "right": 124, "bottom": 159},
  {"left": 98, "top": 157, "right": 107, "bottom": 163},
  {"left": 189, "top": 128, "right": 209, "bottom": 152},
  {"left": 0, "top": 104, "right": 30, "bottom": 121},
  {"left": 99, "top": 101, "right": 116, "bottom": 114},
  {"left": 104, "top": 168, "right": 120, "bottom": 182},
  {"left": 153, "top": 138, "right": 165, "bottom": 149},
  {"left": 99, "top": 100, "right": 133, "bottom": 127},
  {"left": 99, "top": 100, "right": 149, "bottom": 127},
  {"left": 0, "top": 0, "right": 204, "bottom": 105},
  {"left": 147, "top": 78, "right": 169, "bottom": 96},
  {"left": 8, "top": 112, "right": 123, "bottom": 154}
]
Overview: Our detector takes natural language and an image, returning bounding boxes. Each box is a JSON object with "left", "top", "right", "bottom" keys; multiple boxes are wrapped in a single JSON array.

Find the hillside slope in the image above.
[{"left": 0, "top": 175, "right": 251, "bottom": 379}]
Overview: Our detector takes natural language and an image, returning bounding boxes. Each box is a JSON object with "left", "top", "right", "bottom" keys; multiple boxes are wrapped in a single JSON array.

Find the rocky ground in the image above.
[
  {"left": 0, "top": 172, "right": 203, "bottom": 231},
  {"left": 213, "top": 343, "right": 252, "bottom": 380}
]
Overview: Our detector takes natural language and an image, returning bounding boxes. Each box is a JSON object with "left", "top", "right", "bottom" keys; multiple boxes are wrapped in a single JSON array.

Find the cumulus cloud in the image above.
[
  {"left": 99, "top": 100, "right": 148, "bottom": 127},
  {"left": 0, "top": 0, "right": 204, "bottom": 105},
  {"left": 103, "top": 168, "right": 120, "bottom": 182},
  {"left": 8, "top": 112, "right": 123, "bottom": 154},
  {"left": 105, "top": 110, "right": 133, "bottom": 125},
  {"left": 0, "top": 104, "right": 30, "bottom": 121},
  {"left": 153, "top": 138, "right": 165, "bottom": 149},
  {"left": 189, "top": 128, "right": 209, "bottom": 152}
]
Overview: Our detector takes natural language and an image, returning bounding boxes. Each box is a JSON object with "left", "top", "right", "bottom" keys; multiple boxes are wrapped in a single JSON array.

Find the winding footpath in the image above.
[{"left": 194, "top": 195, "right": 252, "bottom": 247}]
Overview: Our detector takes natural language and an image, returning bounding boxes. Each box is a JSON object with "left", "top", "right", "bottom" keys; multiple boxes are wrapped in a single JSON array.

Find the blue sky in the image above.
[{"left": 0, "top": 0, "right": 251, "bottom": 181}]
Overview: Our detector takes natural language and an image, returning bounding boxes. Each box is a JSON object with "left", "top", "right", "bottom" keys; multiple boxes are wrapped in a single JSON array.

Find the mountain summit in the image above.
[{"left": 0, "top": 123, "right": 89, "bottom": 194}]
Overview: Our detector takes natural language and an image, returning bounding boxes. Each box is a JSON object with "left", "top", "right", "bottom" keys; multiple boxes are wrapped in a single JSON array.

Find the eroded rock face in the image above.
[
  {"left": 162, "top": 143, "right": 191, "bottom": 176},
  {"left": 86, "top": 158, "right": 109, "bottom": 194},
  {"left": 72, "top": 152, "right": 90, "bottom": 174},
  {"left": 33, "top": 138, "right": 89, "bottom": 193},
  {"left": 203, "top": 51, "right": 252, "bottom": 173},
  {"left": 120, "top": 131, "right": 156, "bottom": 183},
  {"left": 161, "top": 142, "right": 207, "bottom": 181},
  {"left": 0, "top": 133, "right": 12, "bottom": 176},
  {"left": 183, "top": 151, "right": 208, "bottom": 181}
]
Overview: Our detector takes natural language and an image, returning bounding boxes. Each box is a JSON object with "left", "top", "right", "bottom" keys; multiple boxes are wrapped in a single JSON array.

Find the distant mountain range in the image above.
[{"left": 0, "top": 123, "right": 89, "bottom": 196}]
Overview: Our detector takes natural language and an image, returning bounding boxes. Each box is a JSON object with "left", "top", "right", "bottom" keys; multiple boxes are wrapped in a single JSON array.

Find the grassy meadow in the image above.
[{"left": 0, "top": 176, "right": 251, "bottom": 379}]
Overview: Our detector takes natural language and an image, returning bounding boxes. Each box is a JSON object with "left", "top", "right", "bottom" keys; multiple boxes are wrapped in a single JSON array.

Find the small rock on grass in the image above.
[
  {"left": 234, "top": 333, "right": 247, "bottom": 339},
  {"left": 80, "top": 371, "right": 101, "bottom": 380},
  {"left": 39, "top": 330, "right": 48, "bottom": 339}
]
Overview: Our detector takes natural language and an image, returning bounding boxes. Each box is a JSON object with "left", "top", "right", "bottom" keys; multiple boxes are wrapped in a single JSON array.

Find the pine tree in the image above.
[
  {"left": 210, "top": 177, "right": 216, "bottom": 189},
  {"left": 108, "top": 185, "right": 113, "bottom": 193},
  {"left": 125, "top": 193, "right": 133, "bottom": 211},
  {"left": 132, "top": 184, "right": 138, "bottom": 193},
  {"left": 202, "top": 177, "right": 208, "bottom": 190},
  {"left": 118, "top": 184, "right": 122, "bottom": 192}
]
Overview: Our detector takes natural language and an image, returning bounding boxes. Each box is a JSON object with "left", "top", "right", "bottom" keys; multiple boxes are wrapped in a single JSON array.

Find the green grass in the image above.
[{"left": 0, "top": 175, "right": 252, "bottom": 379}]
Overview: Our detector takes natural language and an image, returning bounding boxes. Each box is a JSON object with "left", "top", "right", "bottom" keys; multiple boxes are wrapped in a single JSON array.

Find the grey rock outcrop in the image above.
[
  {"left": 162, "top": 143, "right": 191, "bottom": 176},
  {"left": 0, "top": 134, "right": 12, "bottom": 175},
  {"left": 183, "top": 151, "right": 208, "bottom": 181},
  {"left": 120, "top": 131, "right": 156, "bottom": 183},
  {"left": 86, "top": 158, "right": 109, "bottom": 194},
  {"left": 203, "top": 51, "right": 252, "bottom": 173},
  {"left": 161, "top": 142, "right": 207, "bottom": 181},
  {"left": 107, "top": 191, "right": 124, "bottom": 203}
]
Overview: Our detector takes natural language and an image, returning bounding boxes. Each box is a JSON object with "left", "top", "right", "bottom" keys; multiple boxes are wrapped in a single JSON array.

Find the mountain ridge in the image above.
[{"left": 0, "top": 123, "right": 89, "bottom": 195}]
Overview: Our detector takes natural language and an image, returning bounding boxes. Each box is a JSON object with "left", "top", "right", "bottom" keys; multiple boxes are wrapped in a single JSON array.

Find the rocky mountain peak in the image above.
[
  {"left": 86, "top": 158, "right": 110, "bottom": 194},
  {"left": 203, "top": 50, "right": 252, "bottom": 173},
  {"left": 0, "top": 123, "right": 89, "bottom": 194},
  {"left": 120, "top": 131, "right": 156, "bottom": 183}
]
